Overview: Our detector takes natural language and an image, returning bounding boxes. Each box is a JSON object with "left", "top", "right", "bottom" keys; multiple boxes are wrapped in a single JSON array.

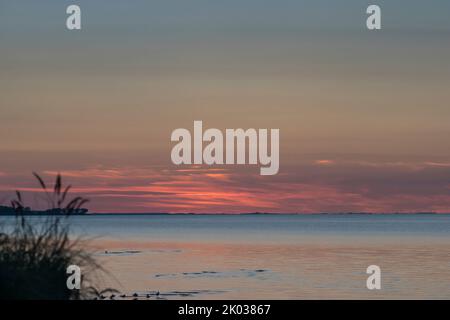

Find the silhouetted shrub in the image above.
[{"left": 0, "top": 173, "right": 116, "bottom": 299}]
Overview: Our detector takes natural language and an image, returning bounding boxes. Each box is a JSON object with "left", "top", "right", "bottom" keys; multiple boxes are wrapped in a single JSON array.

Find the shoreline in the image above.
[{"left": 1, "top": 212, "right": 447, "bottom": 216}]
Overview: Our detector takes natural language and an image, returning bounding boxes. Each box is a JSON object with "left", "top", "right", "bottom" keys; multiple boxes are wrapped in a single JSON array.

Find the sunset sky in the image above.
[{"left": 1, "top": 1, "right": 449, "bottom": 213}]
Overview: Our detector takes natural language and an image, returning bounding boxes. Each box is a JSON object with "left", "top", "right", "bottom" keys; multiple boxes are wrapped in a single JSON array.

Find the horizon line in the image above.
[{"left": 84, "top": 211, "right": 448, "bottom": 215}]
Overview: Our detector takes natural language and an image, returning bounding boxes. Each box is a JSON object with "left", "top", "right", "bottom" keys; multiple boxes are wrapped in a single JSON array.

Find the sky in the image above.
[{"left": 0, "top": 1, "right": 449, "bottom": 213}]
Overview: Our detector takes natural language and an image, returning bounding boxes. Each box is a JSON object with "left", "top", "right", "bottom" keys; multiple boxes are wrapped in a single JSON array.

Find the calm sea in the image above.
[{"left": 3, "top": 214, "right": 450, "bottom": 299}]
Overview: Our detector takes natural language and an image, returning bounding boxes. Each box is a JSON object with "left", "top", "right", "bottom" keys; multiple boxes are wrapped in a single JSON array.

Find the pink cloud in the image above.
[
  {"left": 424, "top": 162, "right": 450, "bottom": 168},
  {"left": 0, "top": 160, "right": 449, "bottom": 213},
  {"left": 314, "top": 160, "right": 335, "bottom": 166}
]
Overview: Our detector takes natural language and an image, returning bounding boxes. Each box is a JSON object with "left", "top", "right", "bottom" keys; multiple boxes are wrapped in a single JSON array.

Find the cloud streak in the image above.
[{"left": 0, "top": 159, "right": 449, "bottom": 213}]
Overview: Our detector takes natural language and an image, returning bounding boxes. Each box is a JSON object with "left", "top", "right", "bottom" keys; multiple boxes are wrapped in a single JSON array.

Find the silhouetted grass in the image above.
[{"left": 0, "top": 173, "right": 116, "bottom": 299}]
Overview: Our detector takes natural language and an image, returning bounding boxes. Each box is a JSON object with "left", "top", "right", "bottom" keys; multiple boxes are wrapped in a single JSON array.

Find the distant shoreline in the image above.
[
  {"left": 1, "top": 205, "right": 447, "bottom": 216},
  {"left": 2, "top": 212, "right": 447, "bottom": 216},
  {"left": 88, "top": 212, "right": 444, "bottom": 215}
]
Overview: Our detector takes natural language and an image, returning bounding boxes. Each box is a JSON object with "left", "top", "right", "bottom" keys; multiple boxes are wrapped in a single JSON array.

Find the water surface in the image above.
[{"left": 3, "top": 214, "right": 450, "bottom": 299}]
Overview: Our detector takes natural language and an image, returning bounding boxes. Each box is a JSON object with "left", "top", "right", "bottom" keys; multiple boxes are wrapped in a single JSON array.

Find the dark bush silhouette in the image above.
[{"left": 0, "top": 173, "right": 116, "bottom": 299}]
